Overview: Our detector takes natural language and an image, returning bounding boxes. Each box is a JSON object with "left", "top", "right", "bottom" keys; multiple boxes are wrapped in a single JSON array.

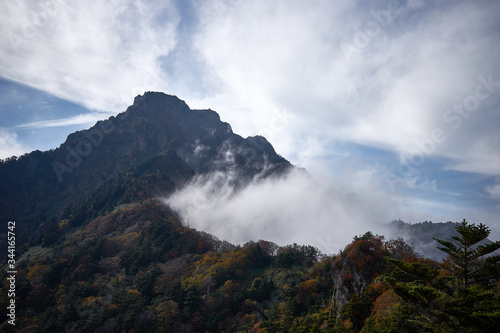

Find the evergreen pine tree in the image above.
[{"left": 385, "top": 220, "right": 500, "bottom": 333}]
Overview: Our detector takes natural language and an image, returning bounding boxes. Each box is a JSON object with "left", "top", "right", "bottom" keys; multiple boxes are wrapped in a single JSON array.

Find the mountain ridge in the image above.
[
  {"left": 0, "top": 92, "right": 292, "bottom": 252},
  {"left": 387, "top": 219, "right": 495, "bottom": 260}
]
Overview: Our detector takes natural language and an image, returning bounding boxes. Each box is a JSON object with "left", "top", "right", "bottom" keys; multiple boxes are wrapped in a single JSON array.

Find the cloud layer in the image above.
[
  {"left": 193, "top": 0, "right": 500, "bottom": 176},
  {"left": 163, "top": 168, "right": 399, "bottom": 253}
]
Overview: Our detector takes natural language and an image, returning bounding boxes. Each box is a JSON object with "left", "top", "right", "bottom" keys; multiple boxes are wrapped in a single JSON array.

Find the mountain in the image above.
[
  {"left": 0, "top": 92, "right": 292, "bottom": 256},
  {"left": 387, "top": 220, "right": 494, "bottom": 260},
  {"left": 1, "top": 93, "right": 499, "bottom": 332}
]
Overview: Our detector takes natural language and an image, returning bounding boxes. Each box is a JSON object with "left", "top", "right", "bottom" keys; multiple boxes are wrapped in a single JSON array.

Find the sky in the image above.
[{"left": 1, "top": 0, "right": 499, "bottom": 252}]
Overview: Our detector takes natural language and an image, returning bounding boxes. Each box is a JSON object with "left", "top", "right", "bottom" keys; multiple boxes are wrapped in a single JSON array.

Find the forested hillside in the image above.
[{"left": 1, "top": 200, "right": 499, "bottom": 332}]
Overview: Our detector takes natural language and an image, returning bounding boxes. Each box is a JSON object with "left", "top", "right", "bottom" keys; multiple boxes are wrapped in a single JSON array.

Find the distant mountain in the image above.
[
  {"left": 0, "top": 92, "right": 292, "bottom": 255},
  {"left": 387, "top": 220, "right": 493, "bottom": 260}
]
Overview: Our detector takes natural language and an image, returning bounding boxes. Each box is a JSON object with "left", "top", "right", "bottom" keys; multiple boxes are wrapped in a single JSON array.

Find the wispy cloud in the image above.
[
  {"left": 0, "top": 0, "right": 180, "bottom": 112},
  {"left": 487, "top": 178, "right": 500, "bottom": 200},
  {"left": 0, "top": 128, "right": 30, "bottom": 158},
  {"left": 13, "top": 112, "right": 113, "bottom": 129},
  {"left": 192, "top": 0, "right": 500, "bottom": 177}
]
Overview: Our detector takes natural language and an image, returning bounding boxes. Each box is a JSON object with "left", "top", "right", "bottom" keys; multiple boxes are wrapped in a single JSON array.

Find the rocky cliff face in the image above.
[
  {"left": 0, "top": 92, "right": 292, "bottom": 251},
  {"left": 330, "top": 234, "right": 387, "bottom": 318}
]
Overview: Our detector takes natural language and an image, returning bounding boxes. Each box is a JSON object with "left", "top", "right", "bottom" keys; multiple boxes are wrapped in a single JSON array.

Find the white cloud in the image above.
[
  {"left": 445, "top": 133, "right": 500, "bottom": 176},
  {"left": 0, "top": 0, "right": 180, "bottom": 112},
  {"left": 13, "top": 112, "right": 113, "bottom": 129},
  {"left": 192, "top": 0, "right": 500, "bottom": 177},
  {"left": 487, "top": 178, "right": 500, "bottom": 200},
  {"left": 163, "top": 167, "right": 400, "bottom": 254},
  {"left": 0, "top": 128, "right": 29, "bottom": 159}
]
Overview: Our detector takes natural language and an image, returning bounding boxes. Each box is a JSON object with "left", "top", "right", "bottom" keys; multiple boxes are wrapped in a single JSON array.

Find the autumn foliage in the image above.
[{"left": 1, "top": 206, "right": 498, "bottom": 333}]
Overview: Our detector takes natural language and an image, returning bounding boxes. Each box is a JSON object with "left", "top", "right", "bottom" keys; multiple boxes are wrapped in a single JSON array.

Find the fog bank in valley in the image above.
[{"left": 163, "top": 166, "right": 401, "bottom": 254}]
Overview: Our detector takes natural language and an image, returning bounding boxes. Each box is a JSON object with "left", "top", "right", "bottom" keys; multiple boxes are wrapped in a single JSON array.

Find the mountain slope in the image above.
[{"left": 0, "top": 92, "right": 292, "bottom": 253}]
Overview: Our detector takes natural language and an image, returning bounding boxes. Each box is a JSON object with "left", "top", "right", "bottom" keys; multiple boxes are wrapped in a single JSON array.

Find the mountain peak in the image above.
[
  {"left": 127, "top": 92, "right": 229, "bottom": 137},
  {"left": 133, "top": 91, "right": 186, "bottom": 108},
  {"left": 129, "top": 91, "right": 190, "bottom": 118}
]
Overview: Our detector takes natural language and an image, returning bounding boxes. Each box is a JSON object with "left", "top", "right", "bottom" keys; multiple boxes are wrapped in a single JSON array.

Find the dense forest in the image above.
[{"left": 1, "top": 199, "right": 499, "bottom": 332}]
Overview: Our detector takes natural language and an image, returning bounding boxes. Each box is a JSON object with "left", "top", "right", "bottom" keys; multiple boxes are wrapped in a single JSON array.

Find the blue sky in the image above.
[{"left": 1, "top": 0, "right": 499, "bottom": 247}]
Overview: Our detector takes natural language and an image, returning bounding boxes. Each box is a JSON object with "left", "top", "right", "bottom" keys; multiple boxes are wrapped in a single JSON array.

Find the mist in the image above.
[{"left": 162, "top": 163, "right": 401, "bottom": 254}]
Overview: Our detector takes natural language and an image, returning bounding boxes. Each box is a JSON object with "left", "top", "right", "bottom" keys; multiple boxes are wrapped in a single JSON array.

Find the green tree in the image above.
[
  {"left": 434, "top": 219, "right": 500, "bottom": 287},
  {"left": 386, "top": 220, "right": 500, "bottom": 333}
]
